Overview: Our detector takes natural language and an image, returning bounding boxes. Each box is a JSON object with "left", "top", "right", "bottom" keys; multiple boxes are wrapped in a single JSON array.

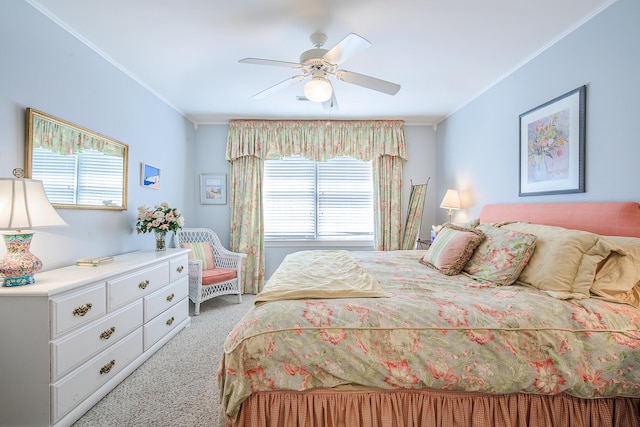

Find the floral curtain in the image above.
[
  {"left": 32, "top": 114, "right": 125, "bottom": 157},
  {"left": 228, "top": 156, "right": 264, "bottom": 294},
  {"left": 400, "top": 182, "right": 428, "bottom": 250},
  {"left": 226, "top": 120, "right": 406, "bottom": 293}
]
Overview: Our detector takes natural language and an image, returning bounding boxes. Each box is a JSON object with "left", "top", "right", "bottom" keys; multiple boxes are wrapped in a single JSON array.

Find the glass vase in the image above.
[{"left": 155, "top": 231, "right": 167, "bottom": 251}]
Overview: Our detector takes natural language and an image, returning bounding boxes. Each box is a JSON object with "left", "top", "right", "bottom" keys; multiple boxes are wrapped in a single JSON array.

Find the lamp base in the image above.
[
  {"left": 2, "top": 275, "right": 36, "bottom": 287},
  {"left": 0, "top": 231, "right": 43, "bottom": 287}
]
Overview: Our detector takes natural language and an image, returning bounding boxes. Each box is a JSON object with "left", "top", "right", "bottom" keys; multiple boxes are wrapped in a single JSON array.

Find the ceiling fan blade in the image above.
[
  {"left": 239, "top": 58, "right": 303, "bottom": 69},
  {"left": 323, "top": 33, "right": 371, "bottom": 65},
  {"left": 252, "top": 75, "right": 307, "bottom": 99},
  {"left": 335, "top": 70, "right": 401, "bottom": 95}
]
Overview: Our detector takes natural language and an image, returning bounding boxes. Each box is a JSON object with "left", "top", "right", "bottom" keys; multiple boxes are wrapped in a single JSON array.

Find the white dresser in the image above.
[{"left": 0, "top": 249, "right": 191, "bottom": 427}]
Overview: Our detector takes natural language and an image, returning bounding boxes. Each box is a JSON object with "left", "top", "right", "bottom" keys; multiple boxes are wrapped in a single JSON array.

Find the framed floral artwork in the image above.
[
  {"left": 200, "top": 173, "right": 227, "bottom": 205},
  {"left": 519, "top": 85, "right": 585, "bottom": 196}
]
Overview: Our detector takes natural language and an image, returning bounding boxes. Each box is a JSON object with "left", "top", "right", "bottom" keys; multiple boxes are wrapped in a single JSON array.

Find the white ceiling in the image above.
[{"left": 27, "top": 0, "right": 614, "bottom": 125}]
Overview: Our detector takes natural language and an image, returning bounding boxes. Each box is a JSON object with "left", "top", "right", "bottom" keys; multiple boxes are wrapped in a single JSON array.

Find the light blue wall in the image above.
[
  {"left": 437, "top": 0, "right": 640, "bottom": 222},
  {"left": 0, "top": 1, "right": 195, "bottom": 271}
]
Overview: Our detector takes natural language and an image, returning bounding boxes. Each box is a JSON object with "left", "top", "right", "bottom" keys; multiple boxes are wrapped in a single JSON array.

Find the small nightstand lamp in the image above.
[
  {"left": 440, "top": 189, "right": 460, "bottom": 223},
  {"left": 0, "top": 172, "right": 68, "bottom": 286}
]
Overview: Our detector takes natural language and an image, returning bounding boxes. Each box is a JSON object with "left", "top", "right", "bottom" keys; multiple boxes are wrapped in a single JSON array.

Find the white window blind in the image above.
[
  {"left": 264, "top": 156, "right": 373, "bottom": 240},
  {"left": 32, "top": 147, "right": 124, "bottom": 206}
]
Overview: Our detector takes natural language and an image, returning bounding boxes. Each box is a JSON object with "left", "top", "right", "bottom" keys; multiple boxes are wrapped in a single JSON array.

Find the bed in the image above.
[{"left": 219, "top": 202, "right": 640, "bottom": 426}]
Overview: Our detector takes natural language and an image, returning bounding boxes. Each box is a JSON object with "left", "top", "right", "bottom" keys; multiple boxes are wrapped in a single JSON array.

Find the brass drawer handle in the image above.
[
  {"left": 166, "top": 293, "right": 175, "bottom": 302},
  {"left": 72, "top": 303, "right": 93, "bottom": 317},
  {"left": 100, "top": 359, "right": 116, "bottom": 375},
  {"left": 138, "top": 280, "right": 149, "bottom": 290},
  {"left": 166, "top": 316, "right": 175, "bottom": 326},
  {"left": 177, "top": 265, "right": 184, "bottom": 273},
  {"left": 100, "top": 326, "right": 116, "bottom": 340}
]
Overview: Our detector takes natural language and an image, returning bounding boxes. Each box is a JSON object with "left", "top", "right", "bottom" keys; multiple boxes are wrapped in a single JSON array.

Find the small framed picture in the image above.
[
  {"left": 141, "top": 163, "right": 160, "bottom": 189},
  {"left": 200, "top": 173, "right": 227, "bottom": 205}
]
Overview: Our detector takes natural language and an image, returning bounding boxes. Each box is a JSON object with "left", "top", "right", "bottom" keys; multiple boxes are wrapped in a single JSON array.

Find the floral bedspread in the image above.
[{"left": 219, "top": 250, "right": 640, "bottom": 422}]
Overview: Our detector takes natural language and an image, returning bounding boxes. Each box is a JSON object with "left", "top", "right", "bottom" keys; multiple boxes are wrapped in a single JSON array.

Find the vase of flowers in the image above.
[{"left": 135, "top": 203, "right": 185, "bottom": 251}]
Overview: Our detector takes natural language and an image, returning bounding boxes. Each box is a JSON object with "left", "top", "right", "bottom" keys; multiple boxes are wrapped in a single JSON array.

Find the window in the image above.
[
  {"left": 264, "top": 156, "right": 374, "bottom": 241},
  {"left": 32, "top": 147, "right": 125, "bottom": 207}
]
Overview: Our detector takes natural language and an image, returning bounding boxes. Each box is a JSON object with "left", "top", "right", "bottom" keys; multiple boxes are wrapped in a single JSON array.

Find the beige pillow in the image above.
[
  {"left": 499, "top": 222, "right": 622, "bottom": 298},
  {"left": 591, "top": 236, "right": 640, "bottom": 308}
]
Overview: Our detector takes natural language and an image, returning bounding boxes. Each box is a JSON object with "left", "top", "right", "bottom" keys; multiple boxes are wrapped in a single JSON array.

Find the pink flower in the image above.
[
  {"left": 531, "top": 359, "right": 566, "bottom": 394},
  {"left": 319, "top": 328, "right": 347, "bottom": 345},
  {"left": 302, "top": 301, "right": 333, "bottom": 327},
  {"left": 381, "top": 359, "right": 419, "bottom": 389},
  {"left": 438, "top": 301, "right": 468, "bottom": 327},
  {"left": 244, "top": 366, "right": 275, "bottom": 392}
]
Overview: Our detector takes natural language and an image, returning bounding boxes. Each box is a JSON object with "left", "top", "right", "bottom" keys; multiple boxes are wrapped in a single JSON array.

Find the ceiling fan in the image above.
[{"left": 239, "top": 32, "right": 401, "bottom": 111}]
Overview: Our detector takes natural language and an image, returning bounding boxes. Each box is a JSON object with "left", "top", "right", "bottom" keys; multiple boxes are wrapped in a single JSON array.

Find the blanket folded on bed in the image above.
[{"left": 255, "top": 250, "right": 389, "bottom": 304}]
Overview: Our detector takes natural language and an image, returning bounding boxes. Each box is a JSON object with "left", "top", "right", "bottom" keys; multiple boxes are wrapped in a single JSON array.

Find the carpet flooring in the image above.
[{"left": 72, "top": 294, "right": 255, "bottom": 427}]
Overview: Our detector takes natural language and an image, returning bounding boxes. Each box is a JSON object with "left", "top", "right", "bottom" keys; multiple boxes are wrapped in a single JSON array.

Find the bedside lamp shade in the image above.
[
  {"left": 0, "top": 178, "right": 68, "bottom": 286},
  {"left": 440, "top": 189, "right": 460, "bottom": 223}
]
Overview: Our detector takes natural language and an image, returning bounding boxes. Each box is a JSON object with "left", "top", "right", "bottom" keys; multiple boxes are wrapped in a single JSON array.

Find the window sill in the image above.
[{"left": 265, "top": 239, "right": 374, "bottom": 248}]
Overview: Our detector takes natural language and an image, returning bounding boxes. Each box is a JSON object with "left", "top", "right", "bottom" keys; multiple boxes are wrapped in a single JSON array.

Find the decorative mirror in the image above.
[{"left": 24, "top": 108, "right": 128, "bottom": 210}]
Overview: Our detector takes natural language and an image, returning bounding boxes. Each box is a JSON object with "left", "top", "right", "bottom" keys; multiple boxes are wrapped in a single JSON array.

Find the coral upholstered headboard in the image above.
[{"left": 479, "top": 202, "right": 640, "bottom": 237}]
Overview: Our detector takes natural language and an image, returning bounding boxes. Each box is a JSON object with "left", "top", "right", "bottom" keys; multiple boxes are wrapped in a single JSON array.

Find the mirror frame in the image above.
[{"left": 24, "top": 108, "right": 128, "bottom": 210}]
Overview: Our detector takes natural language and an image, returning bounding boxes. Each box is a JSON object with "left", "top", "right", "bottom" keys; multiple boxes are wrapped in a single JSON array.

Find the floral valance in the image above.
[
  {"left": 226, "top": 120, "right": 406, "bottom": 162},
  {"left": 32, "top": 115, "right": 125, "bottom": 157}
]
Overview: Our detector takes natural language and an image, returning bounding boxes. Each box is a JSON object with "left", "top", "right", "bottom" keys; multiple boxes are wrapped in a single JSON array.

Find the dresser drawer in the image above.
[
  {"left": 107, "top": 262, "right": 169, "bottom": 311},
  {"left": 170, "top": 255, "right": 188, "bottom": 282},
  {"left": 51, "top": 328, "right": 143, "bottom": 423},
  {"left": 144, "top": 276, "right": 188, "bottom": 322},
  {"left": 144, "top": 297, "right": 188, "bottom": 351},
  {"left": 51, "top": 283, "right": 106, "bottom": 338},
  {"left": 51, "top": 300, "right": 143, "bottom": 381}
]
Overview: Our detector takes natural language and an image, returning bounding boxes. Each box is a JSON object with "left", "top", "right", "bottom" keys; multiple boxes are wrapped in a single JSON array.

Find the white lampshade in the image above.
[
  {"left": 0, "top": 178, "right": 68, "bottom": 230},
  {"left": 304, "top": 76, "right": 333, "bottom": 103},
  {"left": 440, "top": 189, "right": 460, "bottom": 210},
  {"left": 0, "top": 178, "right": 67, "bottom": 287}
]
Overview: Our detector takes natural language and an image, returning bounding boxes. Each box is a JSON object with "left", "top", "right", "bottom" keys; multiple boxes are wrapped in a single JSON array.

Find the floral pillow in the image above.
[
  {"left": 180, "top": 242, "right": 216, "bottom": 270},
  {"left": 420, "top": 224, "right": 485, "bottom": 275},
  {"left": 463, "top": 224, "right": 537, "bottom": 286}
]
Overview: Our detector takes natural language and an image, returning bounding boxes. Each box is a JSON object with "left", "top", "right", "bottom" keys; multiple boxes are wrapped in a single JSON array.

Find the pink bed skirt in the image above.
[{"left": 228, "top": 388, "right": 640, "bottom": 427}]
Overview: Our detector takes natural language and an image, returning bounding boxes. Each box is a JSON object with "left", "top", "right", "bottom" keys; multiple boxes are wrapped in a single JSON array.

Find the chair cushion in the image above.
[
  {"left": 202, "top": 268, "right": 237, "bottom": 285},
  {"left": 180, "top": 242, "right": 216, "bottom": 270}
]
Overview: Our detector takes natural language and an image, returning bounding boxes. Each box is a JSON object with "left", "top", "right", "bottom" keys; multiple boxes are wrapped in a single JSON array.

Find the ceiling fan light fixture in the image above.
[{"left": 304, "top": 76, "right": 332, "bottom": 103}]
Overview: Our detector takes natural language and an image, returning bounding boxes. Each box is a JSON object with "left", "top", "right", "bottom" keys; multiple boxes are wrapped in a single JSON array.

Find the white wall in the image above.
[
  {"left": 436, "top": 0, "right": 640, "bottom": 220},
  {"left": 0, "top": 1, "right": 195, "bottom": 271}
]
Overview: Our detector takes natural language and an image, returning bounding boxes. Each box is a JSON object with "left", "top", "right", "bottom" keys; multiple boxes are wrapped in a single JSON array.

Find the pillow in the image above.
[
  {"left": 420, "top": 224, "right": 485, "bottom": 275},
  {"left": 591, "top": 236, "right": 640, "bottom": 308},
  {"left": 499, "top": 222, "right": 623, "bottom": 298},
  {"left": 462, "top": 224, "right": 537, "bottom": 286},
  {"left": 180, "top": 242, "right": 216, "bottom": 270},
  {"left": 462, "top": 218, "right": 480, "bottom": 228}
]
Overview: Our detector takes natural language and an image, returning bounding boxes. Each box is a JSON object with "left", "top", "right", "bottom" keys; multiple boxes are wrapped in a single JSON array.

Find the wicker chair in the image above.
[{"left": 175, "top": 228, "right": 246, "bottom": 315}]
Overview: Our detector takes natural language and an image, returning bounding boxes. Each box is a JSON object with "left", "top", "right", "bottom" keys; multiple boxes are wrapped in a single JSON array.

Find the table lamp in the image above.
[
  {"left": 0, "top": 172, "right": 68, "bottom": 286},
  {"left": 440, "top": 189, "right": 460, "bottom": 223}
]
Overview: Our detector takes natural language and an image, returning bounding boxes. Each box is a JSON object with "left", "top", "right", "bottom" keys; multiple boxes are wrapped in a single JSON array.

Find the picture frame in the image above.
[
  {"left": 25, "top": 108, "right": 129, "bottom": 210},
  {"left": 141, "top": 163, "right": 161, "bottom": 189},
  {"left": 519, "top": 85, "right": 586, "bottom": 196},
  {"left": 200, "top": 173, "right": 227, "bottom": 205}
]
